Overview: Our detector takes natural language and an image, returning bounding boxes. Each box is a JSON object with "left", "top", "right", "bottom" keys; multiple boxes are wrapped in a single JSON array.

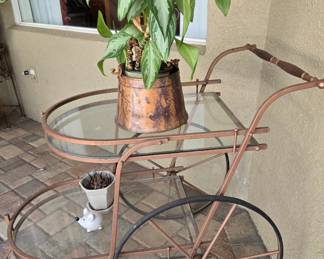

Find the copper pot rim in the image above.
[{"left": 118, "top": 64, "right": 180, "bottom": 89}]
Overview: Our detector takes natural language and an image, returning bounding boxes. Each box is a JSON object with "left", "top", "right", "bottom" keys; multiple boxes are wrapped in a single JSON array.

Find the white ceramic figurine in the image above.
[{"left": 76, "top": 208, "right": 103, "bottom": 232}]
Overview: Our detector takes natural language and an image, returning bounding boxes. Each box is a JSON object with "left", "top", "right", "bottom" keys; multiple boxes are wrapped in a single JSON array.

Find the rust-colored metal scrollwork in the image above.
[
  {"left": 109, "top": 138, "right": 169, "bottom": 259},
  {"left": 191, "top": 78, "right": 324, "bottom": 254},
  {"left": 200, "top": 44, "right": 253, "bottom": 93}
]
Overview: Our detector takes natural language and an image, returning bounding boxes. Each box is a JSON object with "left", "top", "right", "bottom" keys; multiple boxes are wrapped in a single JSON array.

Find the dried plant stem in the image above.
[
  {"left": 132, "top": 17, "right": 144, "bottom": 33},
  {"left": 84, "top": 172, "right": 113, "bottom": 190}
]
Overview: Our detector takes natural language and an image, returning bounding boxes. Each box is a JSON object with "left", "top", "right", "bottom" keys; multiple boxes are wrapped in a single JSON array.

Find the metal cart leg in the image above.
[{"left": 109, "top": 138, "right": 169, "bottom": 259}]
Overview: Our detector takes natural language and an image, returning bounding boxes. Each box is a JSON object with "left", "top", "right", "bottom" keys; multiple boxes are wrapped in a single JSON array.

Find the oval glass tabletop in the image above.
[{"left": 44, "top": 89, "right": 265, "bottom": 162}]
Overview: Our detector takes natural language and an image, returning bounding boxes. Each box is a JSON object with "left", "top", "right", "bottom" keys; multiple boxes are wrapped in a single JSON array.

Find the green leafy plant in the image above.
[{"left": 98, "top": 0, "right": 231, "bottom": 88}]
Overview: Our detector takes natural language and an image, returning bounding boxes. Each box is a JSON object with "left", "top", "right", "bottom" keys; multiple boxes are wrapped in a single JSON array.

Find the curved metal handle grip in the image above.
[{"left": 247, "top": 44, "right": 317, "bottom": 82}]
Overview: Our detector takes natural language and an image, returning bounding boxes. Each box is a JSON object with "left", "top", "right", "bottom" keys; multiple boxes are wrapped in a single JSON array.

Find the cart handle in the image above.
[
  {"left": 200, "top": 43, "right": 318, "bottom": 93},
  {"left": 246, "top": 44, "right": 317, "bottom": 82}
]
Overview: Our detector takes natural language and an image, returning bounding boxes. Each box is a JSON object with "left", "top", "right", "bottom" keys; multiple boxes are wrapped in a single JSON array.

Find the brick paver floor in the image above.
[{"left": 0, "top": 115, "right": 271, "bottom": 258}]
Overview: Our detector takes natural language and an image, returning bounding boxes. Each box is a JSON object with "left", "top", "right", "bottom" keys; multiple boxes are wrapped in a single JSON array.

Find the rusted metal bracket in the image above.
[
  {"left": 182, "top": 78, "right": 221, "bottom": 87},
  {"left": 195, "top": 78, "right": 199, "bottom": 103},
  {"left": 4, "top": 214, "right": 11, "bottom": 225},
  {"left": 232, "top": 128, "right": 239, "bottom": 153}
]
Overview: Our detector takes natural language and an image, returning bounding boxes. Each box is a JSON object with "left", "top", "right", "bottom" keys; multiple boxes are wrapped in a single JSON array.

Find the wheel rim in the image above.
[{"left": 115, "top": 195, "right": 283, "bottom": 259}]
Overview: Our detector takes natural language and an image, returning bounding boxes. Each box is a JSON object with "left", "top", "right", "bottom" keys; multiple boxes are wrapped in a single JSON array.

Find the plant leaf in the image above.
[
  {"left": 97, "top": 10, "right": 112, "bottom": 38},
  {"left": 141, "top": 41, "right": 162, "bottom": 89},
  {"left": 118, "top": 0, "right": 134, "bottom": 21},
  {"left": 175, "top": 0, "right": 195, "bottom": 21},
  {"left": 175, "top": 0, "right": 183, "bottom": 14},
  {"left": 97, "top": 32, "right": 131, "bottom": 75},
  {"left": 149, "top": 13, "right": 176, "bottom": 62},
  {"left": 97, "top": 50, "right": 126, "bottom": 76},
  {"left": 85, "top": 0, "right": 90, "bottom": 6},
  {"left": 97, "top": 59, "right": 106, "bottom": 76},
  {"left": 214, "top": 0, "right": 231, "bottom": 16},
  {"left": 105, "top": 31, "right": 131, "bottom": 58},
  {"left": 179, "top": 0, "right": 195, "bottom": 41},
  {"left": 146, "top": 0, "right": 173, "bottom": 36},
  {"left": 127, "top": 0, "right": 147, "bottom": 22},
  {"left": 117, "top": 50, "right": 126, "bottom": 64},
  {"left": 175, "top": 39, "right": 199, "bottom": 79},
  {"left": 121, "top": 23, "right": 143, "bottom": 41},
  {"left": 97, "top": 23, "right": 143, "bottom": 75}
]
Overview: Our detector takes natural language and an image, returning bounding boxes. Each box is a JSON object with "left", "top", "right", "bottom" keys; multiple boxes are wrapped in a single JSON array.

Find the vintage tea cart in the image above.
[{"left": 5, "top": 44, "right": 324, "bottom": 259}]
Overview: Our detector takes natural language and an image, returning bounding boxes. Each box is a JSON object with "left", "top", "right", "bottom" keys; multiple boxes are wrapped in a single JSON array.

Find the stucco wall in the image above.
[{"left": 248, "top": 1, "right": 324, "bottom": 258}]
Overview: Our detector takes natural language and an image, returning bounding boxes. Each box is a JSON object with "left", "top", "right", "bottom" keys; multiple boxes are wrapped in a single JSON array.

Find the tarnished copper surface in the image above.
[{"left": 116, "top": 66, "right": 188, "bottom": 133}]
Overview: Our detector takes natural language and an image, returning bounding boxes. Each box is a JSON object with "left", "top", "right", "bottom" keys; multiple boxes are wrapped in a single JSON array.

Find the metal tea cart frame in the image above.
[{"left": 6, "top": 44, "right": 324, "bottom": 259}]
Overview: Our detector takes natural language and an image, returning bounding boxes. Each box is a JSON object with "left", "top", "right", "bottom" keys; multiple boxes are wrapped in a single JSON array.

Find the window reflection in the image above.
[
  {"left": 17, "top": 0, "right": 206, "bottom": 40},
  {"left": 18, "top": 0, "right": 126, "bottom": 29}
]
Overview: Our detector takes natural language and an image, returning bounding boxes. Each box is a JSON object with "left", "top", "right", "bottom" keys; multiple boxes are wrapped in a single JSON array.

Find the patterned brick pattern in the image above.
[{"left": 0, "top": 116, "right": 269, "bottom": 258}]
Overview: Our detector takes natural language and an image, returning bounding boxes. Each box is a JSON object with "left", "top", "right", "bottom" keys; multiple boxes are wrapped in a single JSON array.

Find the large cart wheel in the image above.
[{"left": 116, "top": 195, "right": 283, "bottom": 259}]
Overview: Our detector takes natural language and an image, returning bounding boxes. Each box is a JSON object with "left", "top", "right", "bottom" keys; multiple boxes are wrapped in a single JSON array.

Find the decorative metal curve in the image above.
[
  {"left": 7, "top": 179, "right": 79, "bottom": 259},
  {"left": 109, "top": 138, "right": 169, "bottom": 259},
  {"left": 191, "top": 79, "right": 324, "bottom": 253},
  {"left": 115, "top": 195, "right": 284, "bottom": 259}
]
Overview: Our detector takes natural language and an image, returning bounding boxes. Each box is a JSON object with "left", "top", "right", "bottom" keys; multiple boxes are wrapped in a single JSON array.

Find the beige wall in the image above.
[{"left": 248, "top": 1, "right": 324, "bottom": 258}]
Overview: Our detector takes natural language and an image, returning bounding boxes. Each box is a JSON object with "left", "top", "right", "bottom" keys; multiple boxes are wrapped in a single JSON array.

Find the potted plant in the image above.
[
  {"left": 80, "top": 171, "right": 115, "bottom": 211},
  {"left": 90, "top": 0, "right": 231, "bottom": 133}
]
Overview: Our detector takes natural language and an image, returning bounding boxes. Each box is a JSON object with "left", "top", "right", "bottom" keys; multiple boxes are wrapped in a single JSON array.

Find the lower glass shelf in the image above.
[{"left": 12, "top": 175, "right": 198, "bottom": 258}]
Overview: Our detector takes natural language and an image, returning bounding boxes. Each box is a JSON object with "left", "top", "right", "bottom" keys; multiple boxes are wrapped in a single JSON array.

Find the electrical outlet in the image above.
[{"left": 22, "top": 68, "right": 37, "bottom": 80}]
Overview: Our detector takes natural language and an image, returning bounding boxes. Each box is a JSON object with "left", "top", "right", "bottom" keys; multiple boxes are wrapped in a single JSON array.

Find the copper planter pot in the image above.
[{"left": 116, "top": 66, "right": 188, "bottom": 133}]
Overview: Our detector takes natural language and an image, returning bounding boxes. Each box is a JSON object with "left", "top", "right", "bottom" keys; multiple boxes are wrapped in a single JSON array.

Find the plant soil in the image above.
[{"left": 82, "top": 172, "right": 113, "bottom": 190}]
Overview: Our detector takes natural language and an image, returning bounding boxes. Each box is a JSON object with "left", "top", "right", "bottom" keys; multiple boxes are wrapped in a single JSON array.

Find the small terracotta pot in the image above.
[{"left": 116, "top": 65, "right": 188, "bottom": 133}]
